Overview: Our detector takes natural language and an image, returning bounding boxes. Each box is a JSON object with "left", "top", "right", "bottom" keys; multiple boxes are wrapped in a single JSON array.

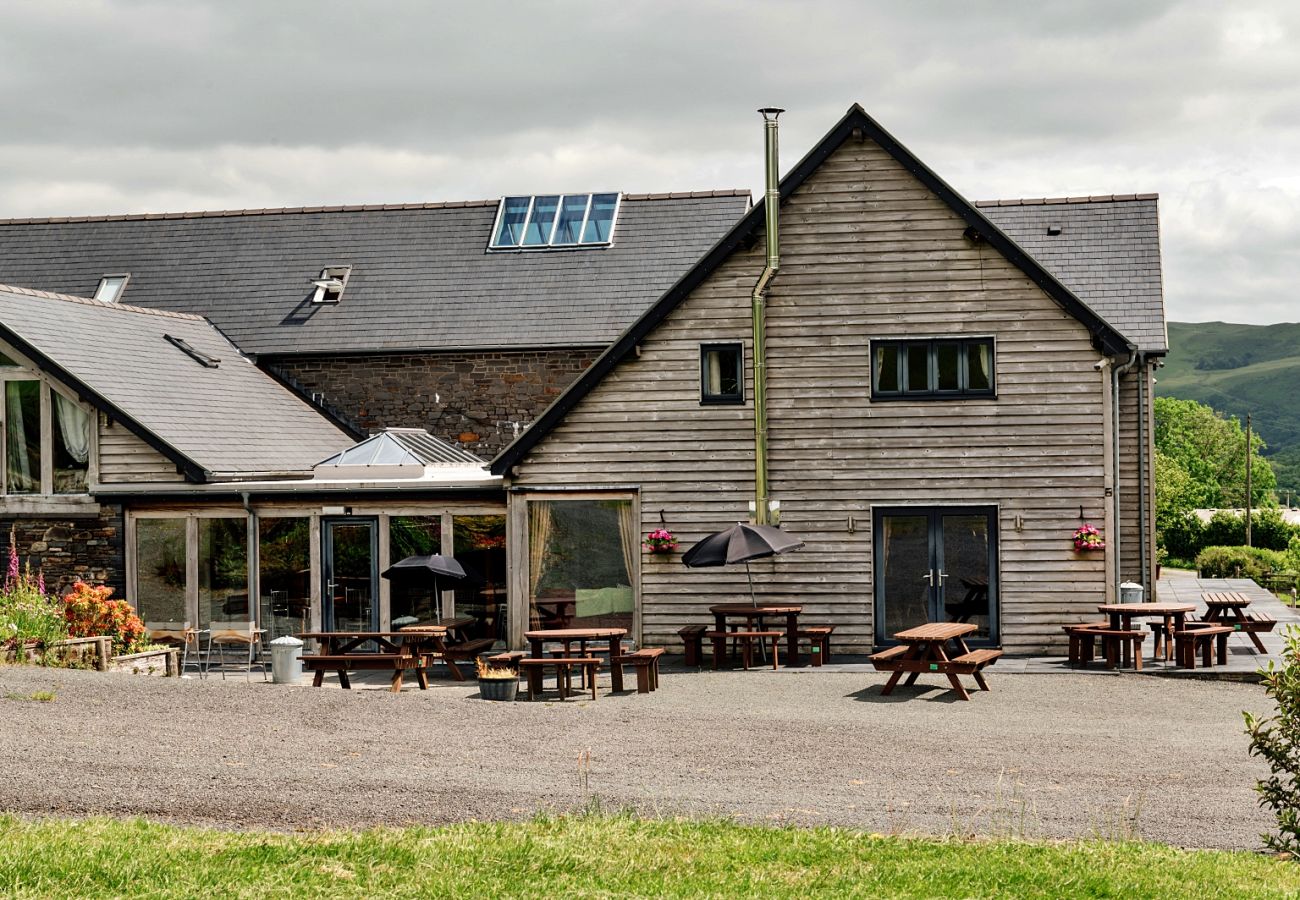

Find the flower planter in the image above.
[
  {"left": 478, "top": 677, "right": 519, "bottom": 701},
  {"left": 48, "top": 636, "right": 113, "bottom": 671},
  {"left": 1, "top": 639, "right": 43, "bottom": 665},
  {"left": 107, "top": 647, "right": 179, "bottom": 677}
]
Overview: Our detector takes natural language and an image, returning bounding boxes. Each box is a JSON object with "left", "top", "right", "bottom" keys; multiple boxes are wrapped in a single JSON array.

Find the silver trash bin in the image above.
[
  {"left": 1120, "top": 581, "right": 1144, "bottom": 604},
  {"left": 269, "top": 635, "right": 304, "bottom": 684}
]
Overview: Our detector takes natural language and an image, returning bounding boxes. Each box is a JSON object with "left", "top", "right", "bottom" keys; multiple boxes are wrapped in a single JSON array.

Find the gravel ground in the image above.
[{"left": 0, "top": 665, "right": 1275, "bottom": 850}]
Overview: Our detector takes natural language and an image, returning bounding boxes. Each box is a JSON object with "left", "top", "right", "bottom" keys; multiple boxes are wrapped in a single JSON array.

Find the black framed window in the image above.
[
  {"left": 871, "top": 338, "right": 994, "bottom": 399},
  {"left": 700, "top": 343, "right": 744, "bottom": 405}
]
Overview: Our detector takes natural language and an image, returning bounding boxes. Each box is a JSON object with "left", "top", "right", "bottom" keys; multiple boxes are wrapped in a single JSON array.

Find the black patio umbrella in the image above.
[
  {"left": 681, "top": 523, "right": 804, "bottom": 605},
  {"left": 381, "top": 554, "right": 472, "bottom": 583}
]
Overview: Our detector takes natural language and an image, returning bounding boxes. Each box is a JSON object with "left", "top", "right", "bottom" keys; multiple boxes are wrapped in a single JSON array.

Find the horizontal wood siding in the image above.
[
  {"left": 513, "top": 137, "right": 1111, "bottom": 654},
  {"left": 97, "top": 418, "right": 185, "bottom": 484}
]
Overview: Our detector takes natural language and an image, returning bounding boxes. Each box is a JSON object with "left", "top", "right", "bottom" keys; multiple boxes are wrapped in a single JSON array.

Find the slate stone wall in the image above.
[
  {"left": 267, "top": 348, "right": 603, "bottom": 458},
  {"left": 2, "top": 505, "right": 126, "bottom": 597}
]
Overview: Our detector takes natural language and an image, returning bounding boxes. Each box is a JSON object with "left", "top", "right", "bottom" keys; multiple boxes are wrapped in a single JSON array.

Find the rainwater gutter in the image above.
[
  {"left": 1137, "top": 354, "right": 1150, "bottom": 593},
  {"left": 752, "top": 107, "right": 783, "bottom": 525}
]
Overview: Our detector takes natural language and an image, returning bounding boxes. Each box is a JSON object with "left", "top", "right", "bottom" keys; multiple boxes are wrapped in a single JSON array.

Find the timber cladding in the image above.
[{"left": 510, "top": 135, "right": 1112, "bottom": 654}]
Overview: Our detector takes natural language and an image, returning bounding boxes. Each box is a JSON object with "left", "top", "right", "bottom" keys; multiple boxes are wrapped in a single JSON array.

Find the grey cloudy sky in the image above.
[{"left": 1, "top": 0, "right": 1296, "bottom": 324}]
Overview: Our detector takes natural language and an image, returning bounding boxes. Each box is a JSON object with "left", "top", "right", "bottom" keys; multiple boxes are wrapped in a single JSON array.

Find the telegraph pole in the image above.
[{"left": 1245, "top": 413, "right": 1253, "bottom": 548}]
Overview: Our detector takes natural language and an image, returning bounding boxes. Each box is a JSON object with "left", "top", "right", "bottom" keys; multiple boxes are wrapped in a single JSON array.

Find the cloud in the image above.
[{"left": 0, "top": 0, "right": 1297, "bottom": 323}]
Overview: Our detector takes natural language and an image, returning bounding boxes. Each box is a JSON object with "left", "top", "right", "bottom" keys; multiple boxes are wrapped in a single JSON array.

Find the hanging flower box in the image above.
[
  {"left": 643, "top": 528, "right": 678, "bottom": 554},
  {"left": 1073, "top": 523, "right": 1106, "bottom": 552}
]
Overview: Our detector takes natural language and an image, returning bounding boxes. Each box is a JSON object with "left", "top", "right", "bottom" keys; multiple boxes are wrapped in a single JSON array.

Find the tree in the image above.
[{"left": 1153, "top": 397, "right": 1276, "bottom": 509}]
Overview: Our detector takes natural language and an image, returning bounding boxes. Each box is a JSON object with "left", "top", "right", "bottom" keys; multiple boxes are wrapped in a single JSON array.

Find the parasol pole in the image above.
[{"left": 745, "top": 560, "right": 757, "bottom": 606}]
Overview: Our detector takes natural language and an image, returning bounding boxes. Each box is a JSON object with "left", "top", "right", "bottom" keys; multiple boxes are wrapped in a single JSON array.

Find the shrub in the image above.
[
  {"left": 0, "top": 534, "right": 67, "bottom": 654},
  {"left": 1195, "top": 545, "right": 1290, "bottom": 580},
  {"left": 1246, "top": 626, "right": 1300, "bottom": 857},
  {"left": 1160, "top": 512, "right": 1205, "bottom": 561},
  {"left": 1203, "top": 510, "right": 1247, "bottom": 548},
  {"left": 62, "top": 581, "right": 147, "bottom": 656}
]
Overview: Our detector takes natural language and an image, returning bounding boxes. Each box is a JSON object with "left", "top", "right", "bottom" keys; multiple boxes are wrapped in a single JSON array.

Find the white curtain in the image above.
[
  {"left": 527, "top": 501, "right": 552, "bottom": 630},
  {"left": 615, "top": 502, "right": 637, "bottom": 589},
  {"left": 5, "top": 382, "right": 33, "bottom": 491},
  {"left": 54, "top": 392, "right": 90, "bottom": 465}
]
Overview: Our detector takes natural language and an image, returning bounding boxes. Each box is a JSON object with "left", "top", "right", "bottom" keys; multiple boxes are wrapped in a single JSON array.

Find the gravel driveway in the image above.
[{"left": 0, "top": 665, "right": 1275, "bottom": 850}]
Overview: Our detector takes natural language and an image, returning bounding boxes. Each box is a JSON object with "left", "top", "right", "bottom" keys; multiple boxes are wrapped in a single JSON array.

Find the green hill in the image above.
[{"left": 1158, "top": 321, "right": 1300, "bottom": 496}]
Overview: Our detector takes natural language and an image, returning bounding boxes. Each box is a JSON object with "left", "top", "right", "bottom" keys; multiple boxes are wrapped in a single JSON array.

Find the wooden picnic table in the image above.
[
  {"left": 297, "top": 629, "right": 450, "bottom": 692},
  {"left": 870, "top": 622, "right": 1001, "bottom": 701},
  {"left": 1096, "top": 602, "right": 1196, "bottom": 664},
  {"left": 709, "top": 603, "right": 804, "bottom": 668},
  {"left": 524, "top": 627, "right": 628, "bottom": 695},
  {"left": 1202, "top": 591, "right": 1272, "bottom": 652}
]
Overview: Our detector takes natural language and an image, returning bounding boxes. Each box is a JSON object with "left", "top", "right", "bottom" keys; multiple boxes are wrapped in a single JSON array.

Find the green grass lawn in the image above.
[{"left": 1, "top": 814, "right": 1296, "bottom": 899}]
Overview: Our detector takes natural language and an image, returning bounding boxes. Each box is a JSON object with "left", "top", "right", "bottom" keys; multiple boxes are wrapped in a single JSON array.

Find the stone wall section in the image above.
[
  {"left": 268, "top": 348, "right": 602, "bottom": 458},
  {"left": 2, "top": 505, "right": 126, "bottom": 596}
]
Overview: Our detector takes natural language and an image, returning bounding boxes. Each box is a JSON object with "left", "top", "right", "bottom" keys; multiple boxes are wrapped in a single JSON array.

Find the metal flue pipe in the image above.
[{"left": 752, "top": 107, "right": 783, "bottom": 525}]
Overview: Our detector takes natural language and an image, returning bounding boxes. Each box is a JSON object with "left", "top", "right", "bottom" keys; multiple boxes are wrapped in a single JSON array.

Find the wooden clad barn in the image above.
[{"left": 494, "top": 104, "right": 1166, "bottom": 654}]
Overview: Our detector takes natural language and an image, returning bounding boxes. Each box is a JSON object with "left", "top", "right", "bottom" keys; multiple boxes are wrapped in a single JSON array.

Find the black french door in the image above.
[
  {"left": 322, "top": 517, "right": 379, "bottom": 632},
  {"left": 873, "top": 506, "right": 999, "bottom": 646}
]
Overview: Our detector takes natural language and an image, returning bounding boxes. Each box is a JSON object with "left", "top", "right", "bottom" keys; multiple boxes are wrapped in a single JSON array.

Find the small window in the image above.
[
  {"left": 489, "top": 193, "right": 620, "bottom": 250},
  {"left": 871, "top": 338, "right": 995, "bottom": 400},
  {"left": 700, "top": 343, "right": 744, "bottom": 405},
  {"left": 94, "top": 274, "right": 129, "bottom": 304}
]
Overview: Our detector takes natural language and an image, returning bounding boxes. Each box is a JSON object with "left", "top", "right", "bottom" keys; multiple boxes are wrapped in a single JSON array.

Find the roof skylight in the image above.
[
  {"left": 490, "top": 193, "right": 620, "bottom": 250},
  {"left": 94, "top": 274, "right": 129, "bottom": 303}
]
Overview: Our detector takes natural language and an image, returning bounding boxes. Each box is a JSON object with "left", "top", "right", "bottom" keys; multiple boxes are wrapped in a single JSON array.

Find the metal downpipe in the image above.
[
  {"left": 1112, "top": 349, "right": 1138, "bottom": 587},
  {"left": 752, "top": 108, "right": 783, "bottom": 525}
]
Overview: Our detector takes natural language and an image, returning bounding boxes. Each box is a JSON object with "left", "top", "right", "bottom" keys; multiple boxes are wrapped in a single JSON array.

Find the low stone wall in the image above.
[{"left": 1, "top": 505, "right": 126, "bottom": 597}]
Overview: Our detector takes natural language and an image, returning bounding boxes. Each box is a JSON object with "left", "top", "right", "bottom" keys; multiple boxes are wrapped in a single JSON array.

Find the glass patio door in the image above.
[
  {"left": 322, "top": 518, "right": 379, "bottom": 632},
  {"left": 873, "top": 506, "right": 998, "bottom": 646}
]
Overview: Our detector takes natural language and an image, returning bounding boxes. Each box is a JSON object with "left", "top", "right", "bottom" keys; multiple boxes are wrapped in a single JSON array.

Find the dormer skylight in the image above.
[
  {"left": 489, "top": 193, "right": 620, "bottom": 250},
  {"left": 94, "top": 274, "right": 129, "bottom": 303},
  {"left": 309, "top": 265, "right": 352, "bottom": 304}
]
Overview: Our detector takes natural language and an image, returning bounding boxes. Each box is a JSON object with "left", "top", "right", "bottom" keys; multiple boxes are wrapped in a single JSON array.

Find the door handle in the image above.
[
  {"left": 920, "top": 571, "right": 935, "bottom": 587},
  {"left": 936, "top": 571, "right": 949, "bottom": 585}
]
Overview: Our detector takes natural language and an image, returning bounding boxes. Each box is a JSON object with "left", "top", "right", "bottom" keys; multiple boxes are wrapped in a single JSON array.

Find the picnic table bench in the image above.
[
  {"left": 1201, "top": 591, "right": 1275, "bottom": 653},
  {"left": 298, "top": 630, "right": 442, "bottom": 693},
  {"left": 869, "top": 622, "right": 1001, "bottom": 701}
]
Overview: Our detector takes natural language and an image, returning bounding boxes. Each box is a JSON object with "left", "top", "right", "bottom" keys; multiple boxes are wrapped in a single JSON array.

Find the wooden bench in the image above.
[
  {"left": 869, "top": 645, "right": 908, "bottom": 671},
  {"left": 948, "top": 649, "right": 1003, "bottom": 691},
  {"left": 486, "top": 651, "right": 526, "bottom": 672},
  {"left": 1062, "top": 622, "right": 1112, "bottom": 667},
  {"left": 706, "top": 630, "right": 780, "bottom": 670},
  {"left": 678, "top": 625, "right": 708, "bottom": 667},
  {"left": 518, "top": 657, "right": 602, "bottom": 700},
  {"left": 439, "top": 638, "right": 498, "bottom": 680},
  {"left": 1173, "top": 624, "right": 1233, "bottom": 669},
  {"left": 798, "top": 625, "right": 835, "bottom": 666},
  {"left": 1089, "top": 628, "right": 1146, "bottom": 670},
  {"left": 300, "top": 652, "right": 428, "bottom": 692},
  {"left": 619, "top": 647, "right": 665, "bottom": 693}
]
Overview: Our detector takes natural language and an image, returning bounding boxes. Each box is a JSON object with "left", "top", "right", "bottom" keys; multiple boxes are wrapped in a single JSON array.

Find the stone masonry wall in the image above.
[
  {"left": 267, "top": 348, "right": 603, "bottom": 458},
  {"left": 2, "top": 505, "right": 126, "bottom": 597}
]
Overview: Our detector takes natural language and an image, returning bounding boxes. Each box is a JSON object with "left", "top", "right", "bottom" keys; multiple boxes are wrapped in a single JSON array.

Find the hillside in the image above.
[{"left": 1158, "top": 321, "right": 1300, "bottom": 495}]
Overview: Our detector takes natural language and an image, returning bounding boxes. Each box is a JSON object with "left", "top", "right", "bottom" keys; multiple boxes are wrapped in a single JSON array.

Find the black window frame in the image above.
[
  {"left": 699, "top": 342, "right": 745, "bottom": 406},
  {"left": 870, "top": 338, "right": 995, "bottom": 400}
]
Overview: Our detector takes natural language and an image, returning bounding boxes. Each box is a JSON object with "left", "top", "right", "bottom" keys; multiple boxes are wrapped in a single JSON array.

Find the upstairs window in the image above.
[
  {"left": 490, "top": 193, "right": 620, "bottom": 250},
  {"left": 94, "top": 274, "right": 130, "bottom": 304},
  {"left": 700, "top": 343, "right": 744, "bottom": 405},
  {"left": 1, "top": 370, "right": 91, "bottom": 496},
  {"left": 871, "top": 338, "right": 995, "bottom": 399}
]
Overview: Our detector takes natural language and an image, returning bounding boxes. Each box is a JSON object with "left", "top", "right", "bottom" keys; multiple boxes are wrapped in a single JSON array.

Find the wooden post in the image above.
[{"left": 1246, "top": 413, "right": 1253, "bottom": 548}]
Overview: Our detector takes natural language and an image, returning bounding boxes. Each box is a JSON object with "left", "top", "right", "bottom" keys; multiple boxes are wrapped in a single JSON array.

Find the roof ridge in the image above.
[
  {"left": 0, "top": 190, "right": 751, "bottom": 226},
  {"left": 0, "top": 283, "right": 207, "bottom": 320},
  {"left": 974, "top": 193, "right": 1158, "bottom": 207}
]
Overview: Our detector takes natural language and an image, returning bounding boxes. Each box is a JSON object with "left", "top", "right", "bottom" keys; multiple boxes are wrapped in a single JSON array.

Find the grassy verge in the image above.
[{"left": 1, "top": 814, "right": 1296, "bottom": 899}]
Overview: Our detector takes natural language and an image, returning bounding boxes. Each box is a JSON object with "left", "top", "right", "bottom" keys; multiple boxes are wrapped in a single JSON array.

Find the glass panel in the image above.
[
  {"left": 0, "top": 351, "right": 18, "bottom": 366},
  {"left": 905, "top": 344, "right": 931, "bottom": 393},
  {"left": 51, "top": 392, "right": 90, "bottom": 494},
  {"left": 935, "top": 343, "right": 960, "bottom": 392},
  {"left": 553, "top": 195, "right": 590, "bottom": 244},
  {"left": 581, "top": 193, "right": 618, "bottom": 243},
  {"left": 135, "top": 518, "right": 188, "bottom": 627},
  {"left": 879, "top": 514, "right": 931, "bottom": 637},
  {"left": 493, "top": 197, "right": 530, "bottom": 246},
  {"left": 198, "top": 518, "right": 248, "bottom": 628},
  {"left": 941, "top": 514, "right": 992, "bottom": 641},
  {"left": 873, "top": 345, "right": 899, "bottom": 394},
  {"left": 967, "top": 342, "right": 993, "bottom": 392},
  {"left": 327, "top": 521, "right": 375, "bottom": 632},
  {"left": 453, "top": 515, "right": 507, "bottom": 642},
  {"left": 4, "top": 380, "right": 41, "bottom": 494},
  {"left": 702, "top": 345, "right": 741, "bottom": 400},
  {"left": 258, "top": 517, "right": 310, "bottom": 642},
  {"left": 522, "top": 195, "right": 560, "bottom": 246},
  {"left": 389, "top": 516, "right": 442, "bottom": 626},
  {"left": 528, "top": 499, "right": 634, "bottom": 634},
  {"left": 94, "top": 276, "right": 127, "bottom": 304}
]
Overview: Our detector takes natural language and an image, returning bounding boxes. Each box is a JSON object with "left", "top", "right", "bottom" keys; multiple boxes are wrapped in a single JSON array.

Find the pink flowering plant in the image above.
[
  {"left": 0, "top": 530, "right": 68, "bottom": 654},
  {"left": 1073, "top": 523, "right": 1106, "bottom": 551},
  {"left": 643, "top": 528, "right": 678, "bottom": 554}
]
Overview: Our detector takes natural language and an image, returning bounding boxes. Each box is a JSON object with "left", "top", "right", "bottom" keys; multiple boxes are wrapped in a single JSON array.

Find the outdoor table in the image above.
[
  {"left": 297, "top": 629, "right": 450, "bottom": 690},
  {"left": 880, "top": 622, "right": 980, "bottom": 701},
  {"left": 1096, "top": 602, "right": 1196, "bottom": 664},
  {"left": 1202, "top": 592, "right": 1268, "bottom": 652},
  {"left": 709, "top": 603, "right": 804, "bottom": 668},
  {"left": 524, "top": 627, "right": 628, "bottom": 694}
]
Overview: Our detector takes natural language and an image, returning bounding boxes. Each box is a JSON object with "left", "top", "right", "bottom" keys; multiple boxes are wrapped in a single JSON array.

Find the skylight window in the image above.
[
  {"left": 94, "top": 274, "right": 129, "bottom": 304},
  {"left": 489, "top": 193, "right": 620, "bottom": 250}
]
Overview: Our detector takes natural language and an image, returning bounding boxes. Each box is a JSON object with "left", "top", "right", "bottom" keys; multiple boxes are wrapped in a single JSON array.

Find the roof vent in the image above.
[
  {"left": 1047, "top": 224, "right": 1063, "bottom": 236},
  {"left": 310, "top": 265, "right": 352, "bottom": 304},
  {"left": 163, "top": 334, "right": 220, "bottom": 368}
]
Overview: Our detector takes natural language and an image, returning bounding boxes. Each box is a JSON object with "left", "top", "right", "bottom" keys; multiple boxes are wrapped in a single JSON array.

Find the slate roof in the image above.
[
  {"left": 317, "top": 428, "right": 485, "bottom": 468},
  {"left": 0, "top": 192, "right": 750, "bottom": 357},
  {"left": 0, "top": 285, "right": 355, "bottom": 480},
  {"left": 978, "top": 195, "right": 1167, "bottom": 353}
]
